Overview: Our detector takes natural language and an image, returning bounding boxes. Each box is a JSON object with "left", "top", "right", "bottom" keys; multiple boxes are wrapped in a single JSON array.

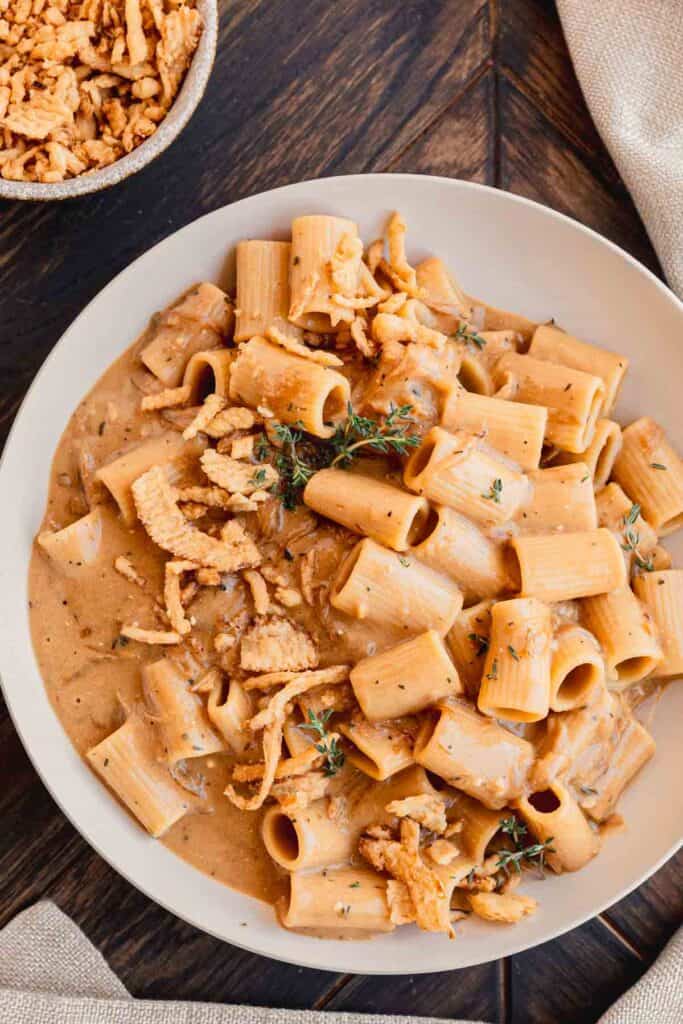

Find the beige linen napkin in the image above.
[
  {"left": 0, "top": 903, "right": 681, "bottom": 1024},
  {"left": 556, "top": 0, "right": 683, "bottom": 298}
]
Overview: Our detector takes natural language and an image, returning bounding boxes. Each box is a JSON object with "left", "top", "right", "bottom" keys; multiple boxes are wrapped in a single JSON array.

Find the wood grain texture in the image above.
[{"left": 0, "top": 1, "right": 680, "bottom": 1021}]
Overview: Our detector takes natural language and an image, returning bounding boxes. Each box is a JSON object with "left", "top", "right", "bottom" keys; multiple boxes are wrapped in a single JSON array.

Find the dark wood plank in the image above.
[
  {"left": 603, "top": 851, "right": 683, "bottom": 961},
  {"left": 322, "top": 960, "right": 503, "bottom": 1022},
  {"left": 498, "top": 0, "right": 616, "bottom": 178},
  {"left": 499, "top": 76, "right": 661, "bottom": 274},
  {"left": 510, "top": 918, "right": 645, "bottom": 1024},
  {"left": 390, "top": 70, "right": 495, "bottom": 184}
]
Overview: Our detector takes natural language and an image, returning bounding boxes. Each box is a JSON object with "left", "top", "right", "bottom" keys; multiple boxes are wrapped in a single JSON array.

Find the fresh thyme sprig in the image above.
[
  {"left": 300, "top": 708, "right": 346, "bottom": 777},
  {"left": 265, "top": 405, "right": 420, "bottom": 509},
  {"left": 329, "top": 403, "right": 420, "bottom": 467},
  {"left": 496, "top": 837, "right": 555, "bottom": 877},
  {"left": 499, "top": 815, "right": 528, "bottom": 846},
  {"left": 482, "top": 478, "right": 503, "bottom": 503},
  {"left": 468, "top": 632, "right": 489, "bottom": 657},
  {"left": 455, "top": 323, "right": 487, "bottom": 350},
  {"left": 621, "top": 505, "right": 654, "bottom": 572}
]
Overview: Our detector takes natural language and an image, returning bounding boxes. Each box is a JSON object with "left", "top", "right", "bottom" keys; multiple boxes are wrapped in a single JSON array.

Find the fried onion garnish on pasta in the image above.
[{"left": 132, "top": 465, "right": 260, "bottom": 571}]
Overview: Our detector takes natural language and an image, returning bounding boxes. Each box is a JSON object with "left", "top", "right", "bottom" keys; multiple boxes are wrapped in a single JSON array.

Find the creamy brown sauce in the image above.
[
  {"left": 29, "top": 333, "right": 415, "bottom": 906},
  {"left": 29, "top": 300, "right": 663, "bottom": 934}
]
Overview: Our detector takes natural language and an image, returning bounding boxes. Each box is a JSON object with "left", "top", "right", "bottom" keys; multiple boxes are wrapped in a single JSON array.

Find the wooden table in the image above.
[{"left": 0, "top": 2, "right": 680, "bottom": 1021}]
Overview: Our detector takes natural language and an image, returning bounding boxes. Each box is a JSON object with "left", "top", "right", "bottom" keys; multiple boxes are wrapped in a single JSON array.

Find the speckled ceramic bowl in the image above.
[{"left": 0, "top": 0, "right": 217, "bottom": 202}]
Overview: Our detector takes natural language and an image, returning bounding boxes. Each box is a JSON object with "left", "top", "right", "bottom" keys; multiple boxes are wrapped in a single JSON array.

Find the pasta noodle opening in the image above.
[
  {"left": 262, "top": 809, "right": 300, "bottom": 867},
  {"left": 612, "top": 655, "right": 658, "bottom": 683},
  {"left": 556, "top": 663, "right": 600, "bottom": 705},
  {"left": 413, "top": 712, "right": 438, "bottom": 760},
  {"left": 594, "top": 432, "right": 621, "bottom": 488},
  {"left": 528, "top": 789, "right": 561, "bottom": 814},
  {"left": 458, "top": 358, "right": 490, "bottom": 395},
  {"left": 405, "top": 435, "right": 437, "bottom": 482},
  {"left": 502, "top": 546, "right": 522, "bottom": 592},
  {"left": 322, "top": 382, "right": 350, "bottom": 426},
  {"left": 331, "top": 543, "right": 361, "bottom": 598},
  {"left": 407, "top": 504, "right": 439, "bottom": 546}
]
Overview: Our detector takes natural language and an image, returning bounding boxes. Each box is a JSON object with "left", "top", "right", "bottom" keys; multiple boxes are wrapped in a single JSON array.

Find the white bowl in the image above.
[
  {"left": 0, "top": 174, "right": 681, "bottom": 973},
  {"left": 0, "top": 0, "right": 217, "bottom": 202}
]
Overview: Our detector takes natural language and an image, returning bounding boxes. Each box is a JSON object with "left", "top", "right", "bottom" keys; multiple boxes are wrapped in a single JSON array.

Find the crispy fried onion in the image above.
[
  {"left": 224, "top": 665, "right": 348, "bottom": 811},
  {"left": 204, "top": 406, "right": 257, "bottom": 439},
  {"left": 330, "top": 232, "right": 363, "bottom": 296},
  {"left": 266, "top": 326, "right": 343, "bottom": 367},
  {"left": 360, "top": 818, "right": 454, "bottom": 936},
  {"left": 182, "top": 393, "right": 227, "bottom": 440},
  {"left": 385, "top": 794, "right": 448, "bottom": 835},
  {"left": 201, "top": 449, "right": 278, "bottom": 494},
  {"left": 468, "top": 891, "right": 537, "bottom": 923},
  {"left": 141, "top": 385, "right": 192, "bottom": 412},
  {"left": 163, "top": 559, "right": 197, "bottom": 635},
  {"left": 386, "top": 212, "right": 423, "bottom": 297},
  {"left": 372, "top": 313, "right": 447, "bottom": 351},
  {"left": 132, "top": 465, "right": 260, "bottom": 571}
]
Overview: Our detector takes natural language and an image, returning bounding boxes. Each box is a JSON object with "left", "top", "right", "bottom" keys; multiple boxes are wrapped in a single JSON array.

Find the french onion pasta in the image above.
[{"left": 31, "top": 213, "right": 683, "bottom": 940}]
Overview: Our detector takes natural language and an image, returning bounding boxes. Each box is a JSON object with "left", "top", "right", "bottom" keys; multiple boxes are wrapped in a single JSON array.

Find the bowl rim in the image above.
[
  {"left": 1, "top": 173, "right": 681, "bottom": 973},
  {"left": 0, "top": 0, "right": 218, "bottom": 202}
]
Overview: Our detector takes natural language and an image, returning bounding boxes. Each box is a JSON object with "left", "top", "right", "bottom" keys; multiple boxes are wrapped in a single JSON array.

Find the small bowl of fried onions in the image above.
[{"left": 0, "top": 0, "right": 217, "bottom": 200}]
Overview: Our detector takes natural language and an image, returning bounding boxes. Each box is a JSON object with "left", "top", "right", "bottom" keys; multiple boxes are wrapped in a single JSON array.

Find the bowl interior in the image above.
[{"left": 1, "top": 174, "right": 681, "bottom": 973}]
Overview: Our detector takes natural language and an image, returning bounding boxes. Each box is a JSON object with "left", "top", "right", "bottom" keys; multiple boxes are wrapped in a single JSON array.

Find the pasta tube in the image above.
[
  {"left": 142, "top": 658, "right": 225, "bottom": 763},
  {"left": 441, "top": 387, "right": 547, "bottom": 470},
  {"left": 633, "top": 570, "right": 683, "bottom": 677},
  {"left": 262, "top": 764, "right": 435, "bottom": 871},
  {"left": 521, "top": 464, "right": 597, "bottom": 534},
  {"left": 289, "top": 215, "right": 361, "bottom": 330},
  {"left": 612, "top": 417, "right": 683, "bottom": 535},
  {"left": 530, "top": 689, "right": 616, "bottom": 791},
  {"left": 515, "top": 781, "right": 599, "bottom": 872},
  {"left": 581, "top": 717, "right": 655, "bottom": 822},
  {"left": 182, "top": 348, "right": 234, "bottom": 402},
  {"left": 550, "top": 624, "right": 605, "bottom": 711},
  {"left": 350, "top": 630, "right": 461, "bottom": 722},
  {"left": 282, "top": 867, "right": 393, "bottom": 933},
  {"left": 478, "top": 597, "right": 552, "bottom": 722},
  {"left": 141, "top": 283, "right": 233, "bottom": 387},
  {"left": 508, "top": 528, "right": 626, "bottom": 602},
  {"left": 338, "top": 716, "right": 415, "bottom": 780},
  {"left": 467, "top": 296, "right": 537, "bottom": 342},
  {"left": 415, "top": 256, "right": 473, "bottom": 321},
  {"left": 87, "top": 714, "right": 190, "bottom": 837},
  {"left": 96, "top": 431, "right": 202, "bottom": 525},
  {"left": 229, "top": 336, "right": 349, "bottom": 438},
  {"left": 494, "top": 351, "right": 605, "bottom": 453},
  {"left": 528, "top": 324, "right": 628, "bottom": 416},
  {"left": 404, "top": 427, "right": 531, "bottom": 527},
  {"left": 234, "top": 240, "right": 301, "bottom": 341},
  {"left": 411, "top": 505, "right": 510, "bottom": 605},
  {"left": 446, "top": 600, "right": 493, "bottom": 699},
  {"left": 581, "top": 587, "right": 661, "bottom": 686},
  {"left": 552, "top": 419, "right": 622, "bottom": 489},
  {"left": 596, "top": 482, "right": 658, "bottom": 572},
  {"left": 304, "top": 468, "right": 431, "bottom": 551},
  {"left": 414, "top": 701, "right": 534, "bottom": 809},
  {"left": 449, "top": 791, "right": 506, "bottom": 863},
  {"left": 207, "top": 677, "right": 253, "bottom": 756},
  {"left": 331, "top": 538, "right": 463, "bottom": 635},
  {"left": 37, "top": 507, "right": 104, "bottom": 577}
]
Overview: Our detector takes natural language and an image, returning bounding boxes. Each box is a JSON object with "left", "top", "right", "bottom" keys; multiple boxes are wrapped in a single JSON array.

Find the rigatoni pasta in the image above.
[
  {"left": 613, "top": 417, "right": 683, "bottom": 535},
  {"left": 478, "top": 598, "right": 552, "bottom": 723},
  {"left": 493, "top": 351, "right": 605, "bottom": 453},
  {"left": 404, "top": 426, "right": 530, "bottom": 527},
  {"left": 32, "top": 209, "right": 680, "bottom": 945}
]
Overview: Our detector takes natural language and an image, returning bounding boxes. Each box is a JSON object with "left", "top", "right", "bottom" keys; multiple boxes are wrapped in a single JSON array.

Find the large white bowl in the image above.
[{"left": 0, "top": 174, "right": 681, "bottom": 974}]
